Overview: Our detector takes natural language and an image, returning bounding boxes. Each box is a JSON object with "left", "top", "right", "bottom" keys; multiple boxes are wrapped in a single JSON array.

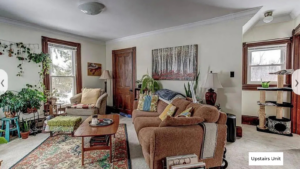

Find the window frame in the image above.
[
  {"left": 242, "top": 39, "right": 292, "bottom": 90},
  {"left": 42, "top": 36, "right": 82, "bottom": 95}
]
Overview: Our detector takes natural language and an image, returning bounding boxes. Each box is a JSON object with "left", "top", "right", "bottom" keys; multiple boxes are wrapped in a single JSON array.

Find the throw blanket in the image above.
[
  {"left": 155, "top": 89, "right": 185, "bottom": 101},
  {"left": 199, "top": 123, "right": 218, "bottom": 159}
]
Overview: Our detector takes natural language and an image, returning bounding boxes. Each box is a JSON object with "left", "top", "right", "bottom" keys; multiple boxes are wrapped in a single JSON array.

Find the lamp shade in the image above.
[
  {"left": 202, "top": 72, "right": 223, "bottom": 89},
  {"left": 99, "top": 70, "right": 112, "bottom": 80}
]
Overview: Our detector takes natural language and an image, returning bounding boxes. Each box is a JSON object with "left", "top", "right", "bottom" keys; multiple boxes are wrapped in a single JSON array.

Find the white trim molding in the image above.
[
  {"left": 106, "top": 7, "right": 261, "bottom": 44},
  {"left": 0, "top": 16, "right": 105, "bottom": 44}
]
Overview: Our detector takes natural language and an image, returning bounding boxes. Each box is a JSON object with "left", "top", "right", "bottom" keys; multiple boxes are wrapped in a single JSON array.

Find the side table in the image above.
[{"left": 0, "top": 117, "right": 21, "bottom": 142}]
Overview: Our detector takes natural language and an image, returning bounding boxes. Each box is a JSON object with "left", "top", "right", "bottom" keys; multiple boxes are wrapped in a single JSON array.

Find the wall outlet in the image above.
[{"left": 230, "top": 71, "right": 234, "bottom": 78}]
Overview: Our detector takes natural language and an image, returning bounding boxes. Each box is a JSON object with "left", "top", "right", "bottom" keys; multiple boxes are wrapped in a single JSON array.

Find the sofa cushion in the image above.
[
  {"left": 137, "top": 94, "right": 159, "bottom": 112},
  {"left": 159, "top": 104, "right": 176, "bottom": 121},
  {"left": 132, "top": 110, "right": 160, "bottom": 122},
  {"left": 177, "top": 107, "right": 193, "bottom": 117},
  {"left": 159, "top": 116, "right": 204, "bottom": 127},
  {"left": 171, "top": 98, "right": 192, "bottom": 116},
  {"left": 81, "top": 88, "right": 101, "bottom": 105},
  {"left": 193, "top": 105, "right": 220, "bottom": 123},
  {"left": 157, "top": 100, "right": 169, "bottom": 114},
  {"left": 134, "top": 117, "right": 161, "bottom": 136}
]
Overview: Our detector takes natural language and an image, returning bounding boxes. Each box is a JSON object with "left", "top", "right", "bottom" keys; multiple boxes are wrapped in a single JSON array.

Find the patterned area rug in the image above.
[{"left": 11, "top": 124, "right": 131, "bottom": 169}]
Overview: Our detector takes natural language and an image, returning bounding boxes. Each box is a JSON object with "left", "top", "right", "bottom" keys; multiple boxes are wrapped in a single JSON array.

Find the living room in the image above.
[{"left": 0, "top": 0, "right": 300, "bottom": 169}]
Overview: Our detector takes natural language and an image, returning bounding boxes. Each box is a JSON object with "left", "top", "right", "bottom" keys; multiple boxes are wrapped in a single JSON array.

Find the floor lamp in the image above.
[{"left": 99, "top": 70, "right": 112, "bottom": 93}]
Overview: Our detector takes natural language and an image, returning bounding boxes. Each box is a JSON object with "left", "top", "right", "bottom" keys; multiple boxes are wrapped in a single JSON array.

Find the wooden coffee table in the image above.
[{"left": 74, "top": 114, "right": 120, "bottom": 165}]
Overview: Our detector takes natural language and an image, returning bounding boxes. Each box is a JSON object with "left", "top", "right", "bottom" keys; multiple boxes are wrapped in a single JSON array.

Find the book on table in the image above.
[{"left": 90, "top": 135, "right": 110, "bottom": 146}]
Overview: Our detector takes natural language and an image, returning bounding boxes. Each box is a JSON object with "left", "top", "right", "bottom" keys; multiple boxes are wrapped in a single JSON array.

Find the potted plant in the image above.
[
  {"left": 20, "top": 119, "right": 30, "bottom": 139},
  {"left": 140, "top": 74, "right": 161, "bottom": 94},
  {"left": 0, "top": 91, "right": 23, "bottom": 118},
  {"left": 0, "top": 129, "right": 7, "bottom": 144},
  {"left": 184, "top": 71, "right": 200, "bottom": 100},
  {"left": 18, "top": 85, "right": 46, "bottom": 113}
]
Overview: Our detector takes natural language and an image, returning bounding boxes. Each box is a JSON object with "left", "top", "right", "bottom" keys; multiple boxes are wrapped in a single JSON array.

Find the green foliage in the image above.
[
  {"left": 21, "top": 119, "right": 31, "bottom": 132},
  {"left": 0, "top": 129, "right": 7, "bottom": 144},
  {"left": 140, "top": 74, "right": 161, "bottom": 94},
  {"left": 184, "top": 71, "right": 200, "bottom": 97},
  {"left": 0, "top": 84, "right": 46, "bottom": 114}
]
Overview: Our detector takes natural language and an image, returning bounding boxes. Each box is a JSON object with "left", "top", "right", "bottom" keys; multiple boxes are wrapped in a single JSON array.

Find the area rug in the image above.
[{"left": 10, "top": 124, "right": 131, "bottom": 169}]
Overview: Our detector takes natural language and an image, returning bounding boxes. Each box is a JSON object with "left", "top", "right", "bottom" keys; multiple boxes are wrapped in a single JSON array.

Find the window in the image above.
[
  {"left": 42, "top": 37, "right": 82, "bottom": 103},
  {"left": 243, "top": 39, "right": 291, "bottom": 90},
  {"left": 49, "top": 44, "right": 77, "bottom": 103},
  {"left": 248, "top": 45, "right": 286, "bottom": 83}
]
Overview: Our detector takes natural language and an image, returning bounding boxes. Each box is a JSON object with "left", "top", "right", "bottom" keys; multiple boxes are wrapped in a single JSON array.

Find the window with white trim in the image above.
[
  {"left": 247, "top": 44, "right": 287, "bottom": 84},
  {"left": 48, "top": 43, "right": 77, "bottom": 103}
]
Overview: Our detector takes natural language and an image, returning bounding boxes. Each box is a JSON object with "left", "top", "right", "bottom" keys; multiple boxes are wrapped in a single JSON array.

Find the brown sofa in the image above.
[{"left": 133, "top": 98, "right": 227, "bottom": 169}]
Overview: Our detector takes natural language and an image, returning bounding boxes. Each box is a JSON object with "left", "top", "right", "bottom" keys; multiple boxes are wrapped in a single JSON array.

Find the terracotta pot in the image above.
[
  {"left": 20, "top": 131, "right": 30, "bottom": 139},
  {"left": 27, "top": 108, "right": 37, "bottom": 113},
  {"left": 4, "top": 111, "right": 16, "bottom": 118}
]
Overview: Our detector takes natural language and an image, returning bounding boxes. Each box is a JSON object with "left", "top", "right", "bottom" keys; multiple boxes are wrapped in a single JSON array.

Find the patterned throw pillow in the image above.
[
  {"left": 137, "top": 94, "right": 159, "bottom": 112},
  {"left": 159, "top": 104, "right": 177, "bottom": 121},
  {"left": 178, "top": 107, "right": 193, "bottom": 117}
]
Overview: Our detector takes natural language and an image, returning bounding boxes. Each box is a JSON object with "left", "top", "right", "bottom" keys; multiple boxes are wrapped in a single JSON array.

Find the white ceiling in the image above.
[{"left": 0, "top": 0, "right": 299, "bottom": 42}]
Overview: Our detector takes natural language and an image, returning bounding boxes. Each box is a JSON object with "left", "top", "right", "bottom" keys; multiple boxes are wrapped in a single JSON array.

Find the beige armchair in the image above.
[{"left": 66, "top": 92, "right": 108, "bottom": 121}]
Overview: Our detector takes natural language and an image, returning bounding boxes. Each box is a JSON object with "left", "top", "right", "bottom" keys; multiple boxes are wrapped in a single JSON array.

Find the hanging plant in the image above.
[{"left": 0, "top": 41, "right": 51, "bottom": 89}]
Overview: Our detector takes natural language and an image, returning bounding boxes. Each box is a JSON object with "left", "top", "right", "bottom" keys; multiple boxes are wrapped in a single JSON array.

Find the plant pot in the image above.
[
  {"left": 4, "top": 111, "right": 16, "bottom": 118},
  {"left": 20, "top": 131, "right": 30, "bottom": 139},
  {"left": 27, "top": 108, "right": 37, "bottom": 113}
]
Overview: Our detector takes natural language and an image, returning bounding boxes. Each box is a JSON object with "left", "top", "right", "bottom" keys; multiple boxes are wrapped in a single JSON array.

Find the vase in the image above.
[
  {"left": 20, "top": 131, "right": 30, "bottom": 139},
  {"left": 4, "top": 112, "right": 16, "bottom": 118}
]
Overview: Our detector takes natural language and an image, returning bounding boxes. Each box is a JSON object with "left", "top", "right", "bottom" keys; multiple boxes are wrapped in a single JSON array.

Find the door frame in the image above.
[{"left": 112, "top": 47, "right": 136, "bottom": 114}]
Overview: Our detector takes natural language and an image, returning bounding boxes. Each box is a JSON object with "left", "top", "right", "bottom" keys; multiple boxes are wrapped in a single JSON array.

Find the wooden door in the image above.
[{"left": 112, "top": 47, "right": 136, "bottom": 115}]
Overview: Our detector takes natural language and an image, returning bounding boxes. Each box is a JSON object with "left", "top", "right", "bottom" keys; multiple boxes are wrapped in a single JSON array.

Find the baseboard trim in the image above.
[{"left": 242, "top": 115, "right": 259, "bottom": 125}]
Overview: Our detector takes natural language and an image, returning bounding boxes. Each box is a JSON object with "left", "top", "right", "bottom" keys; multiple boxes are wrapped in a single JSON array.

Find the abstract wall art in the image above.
[
  {"left": 87, "top": 62, "right": 102, "bottom": 76},
  {"left": 152, "top": 44, "right": 198, "bottom": 80}
]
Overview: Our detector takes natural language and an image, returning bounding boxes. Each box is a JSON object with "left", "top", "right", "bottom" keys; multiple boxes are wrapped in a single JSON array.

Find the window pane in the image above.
[
  {"left": 52, "top": 77, "right": 74, "bottom": 104},
  {"left": 50, "top": 47, "right": 74, "bottom": 76},
  {"left": 250, "top": 66, "right": 282, "bottom": 82},
  {"left": 250, "top": 50, "right": 282, "bottom": 65}
]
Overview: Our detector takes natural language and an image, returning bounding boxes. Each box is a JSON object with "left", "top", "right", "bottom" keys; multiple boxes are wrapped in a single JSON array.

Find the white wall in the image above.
[
  {"left": 106, "top": 16, "right": 253, "bottom": 126},
  {"left": 0, "top": 22, "right": 106, "bottom": 119},
  {"left": 242, "top": 18, "right": 299, "bottom": 118}
]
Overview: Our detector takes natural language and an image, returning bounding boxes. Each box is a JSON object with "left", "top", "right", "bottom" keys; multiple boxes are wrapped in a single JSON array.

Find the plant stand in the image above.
[
  {"left": 257, "top": 71, "right": 293, "bottom": 136},
  {"left": 0, "top": 117, "right": 21, "bottom": 142}
]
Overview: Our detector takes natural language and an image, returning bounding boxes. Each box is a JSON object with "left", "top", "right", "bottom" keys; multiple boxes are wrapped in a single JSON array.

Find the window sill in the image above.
[{"left": 242, "top": 84, "right": 291, "bottom": 90}]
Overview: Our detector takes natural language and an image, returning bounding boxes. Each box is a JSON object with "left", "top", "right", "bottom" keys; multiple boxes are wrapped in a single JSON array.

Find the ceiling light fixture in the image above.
[
  {"left": 78, "top": 2, "right": 105, "bottom": 15},
  {"left": 263, "top": 11, "right": 273, "bottom": 23}
]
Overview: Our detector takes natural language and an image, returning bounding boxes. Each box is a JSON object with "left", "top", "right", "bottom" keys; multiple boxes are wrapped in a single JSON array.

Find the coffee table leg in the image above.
[
  {"left": 82, "top": 137, "right": 84, "bottom": 166},
  {"left": 110, "top": 135, "right": 113, "bottom": 163}
]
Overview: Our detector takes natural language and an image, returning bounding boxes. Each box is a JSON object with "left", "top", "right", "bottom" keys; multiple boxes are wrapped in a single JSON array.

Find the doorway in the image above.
[{"left": 112, "top": 47, "right": 136, "bottom": 115}]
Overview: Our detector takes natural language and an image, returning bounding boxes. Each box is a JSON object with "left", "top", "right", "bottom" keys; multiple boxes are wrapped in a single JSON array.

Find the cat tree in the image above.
[{"left": 257, "top": 70, "right": 293, "bottom": 136}]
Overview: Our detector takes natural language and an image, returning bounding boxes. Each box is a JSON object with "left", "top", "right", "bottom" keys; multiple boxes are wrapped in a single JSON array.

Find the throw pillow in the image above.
[
  {"left": 137, "top": 94, "right": 159, "bottom": 112},
  {"left": 177, "top": 107, "right": 193, "bottom": 117},
  {"left": 159, "top": 116, "right": 204, "bottom": 127},
  {"left": 159, "top": 104, "right": 177, "bottom": 121},
  {"left": 81, "top": 88, "right": 101, "bottom": 105}
]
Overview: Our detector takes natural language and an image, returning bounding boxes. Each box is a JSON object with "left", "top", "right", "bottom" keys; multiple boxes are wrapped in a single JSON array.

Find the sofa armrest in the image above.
[
  {"left": 96, "top": 93, "right": 108, "bottom": 114},
  {"left": 217, "top": 112, "right": 227, "bottom": 124},
  {"left": 70, "top": 93, "right": 82, "bottom": 104},
  {"left": 148, "top": 125, "right": 204, "bottom": 169}
]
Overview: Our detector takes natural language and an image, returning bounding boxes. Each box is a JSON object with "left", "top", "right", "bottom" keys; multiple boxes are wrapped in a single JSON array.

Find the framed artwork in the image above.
[
  {"left": 87, "top": 62, "right": 102, "bottom": 76},
  {"left": 152, "top": 44, "right": 198, "bottom": 80}
]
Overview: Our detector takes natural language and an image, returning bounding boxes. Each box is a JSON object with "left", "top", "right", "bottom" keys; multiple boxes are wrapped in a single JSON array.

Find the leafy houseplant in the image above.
[
  {"left": 140, "top": 74, "right": 161, "bottom": 94},
  {"left": 0, "top": 91, "right": 23, "bottom": 118},
  {"left": 184, "top": 72, "right": 200, "bottom": 98},
  {"left": 0, "top": 129, "right": 7, "bottom": 144},
  {"left": 20, "top": 119, "right": 31, "bottom": 139},
  {"left": 18, "top": 84, "right": 46, "bottom": 113}
]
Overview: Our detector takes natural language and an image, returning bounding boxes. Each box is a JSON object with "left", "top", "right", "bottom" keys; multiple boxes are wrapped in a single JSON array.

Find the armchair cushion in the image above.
[
  {"left": 159, "top": 116, "right": 204, "bottom": 127},
  {"left": 81, "top": 88, "right": 101, "bottom": 104},
  {"left": 137, "top": 94, "right": 159, "bottom": 112}
]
